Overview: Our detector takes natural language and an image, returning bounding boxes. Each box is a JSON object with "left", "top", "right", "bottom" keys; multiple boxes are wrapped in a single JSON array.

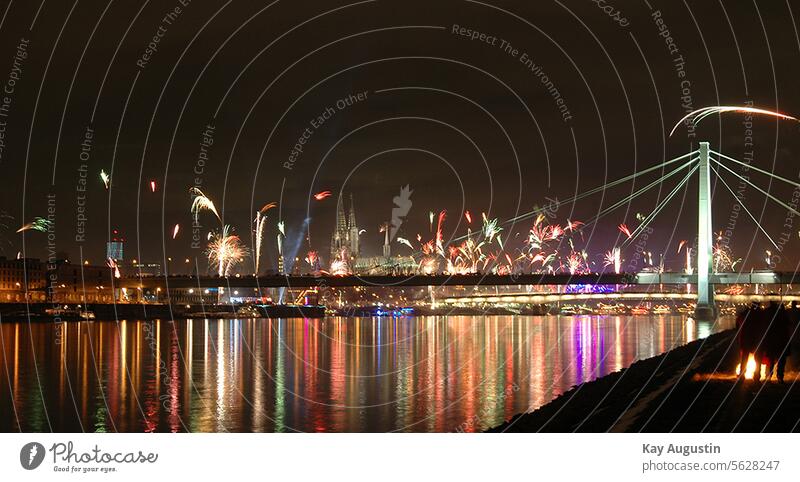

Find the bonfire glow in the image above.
[{"left": 735, "top": 353, "right": 767, "bottom": 380}]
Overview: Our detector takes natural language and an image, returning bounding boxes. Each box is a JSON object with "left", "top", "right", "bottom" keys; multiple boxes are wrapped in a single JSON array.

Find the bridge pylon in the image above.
[{"left": 694, "top": 141, "right": 716, "bottom": 320}]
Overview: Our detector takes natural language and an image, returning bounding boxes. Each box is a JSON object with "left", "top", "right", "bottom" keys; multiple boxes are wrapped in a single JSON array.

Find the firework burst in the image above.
[
  {"left": 603, "top": 247, "right": 622, "bottom": 274},
  {"left": 206, "top": 225, "right": 248, "bottom": 276},
  {"left": 17, "top": 217, "right": 51, "bottom": 233}
]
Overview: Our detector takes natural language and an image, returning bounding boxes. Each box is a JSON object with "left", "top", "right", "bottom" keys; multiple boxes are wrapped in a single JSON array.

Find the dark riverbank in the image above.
[{"left": 491, "top": 328, "right": 800, "bottom": 432}]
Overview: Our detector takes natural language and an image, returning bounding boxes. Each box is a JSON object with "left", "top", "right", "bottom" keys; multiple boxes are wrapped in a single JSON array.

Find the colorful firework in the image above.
[
  {"left": 713, "top": 242, "right": 741, "bottom": 272},
  {"left": 464, "top": 211, "right": 472, "bottom": 224},
  {"left": 618, "top": 223, "right": 632, "bottom": 239},
  {"left": 564, "top": 250, "right": 588, "bottom": 275},
  {"left": 482, "top": 214, "right": 503, "bottom": 247},
  {"left": 107, "top": 258, "right": 121, "bottom": 279},
  {"left": 313, "top": 191, "right": 331, "bottom": 201},
  {"left": 565, "top": 219, "right": 584, "bottom": 232},
  {"left": 305, "top": 250, "right": 320, "bottom": 271},
  {"left": 206, "top": 225, "right": 248, "bottom": 276},
  {"left": 259, "top": 202, "right": 277, "bottom": 213},
  {"left": 603, "top": 247, "right": 622, "bottom": 274},
  {"left": 330, "top": 247, "right": 350, "bottom": 276},
  {"left": 670, "top": 106, "right": 798, "bottom": 137},
  {"left": 17, "top": 217, "right": 51, "bottom": 233},
  {"left": 435, "top": 210, "right": 446, "bottom": 255}
]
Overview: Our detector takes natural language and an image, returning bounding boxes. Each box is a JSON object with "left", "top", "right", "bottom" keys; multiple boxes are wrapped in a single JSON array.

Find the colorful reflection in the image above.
[{"left": 0, "top": 315, "right": 734, "bottom": 432}]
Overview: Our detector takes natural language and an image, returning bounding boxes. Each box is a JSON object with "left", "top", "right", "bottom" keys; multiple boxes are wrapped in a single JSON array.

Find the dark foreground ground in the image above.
[{"left": 491, "top": 329, "right": 800, "bottom": 432}]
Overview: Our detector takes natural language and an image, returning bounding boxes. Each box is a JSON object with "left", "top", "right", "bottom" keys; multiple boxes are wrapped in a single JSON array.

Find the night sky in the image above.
[{"left": 2, "top": 0, "right": 800, "bottom": 273}]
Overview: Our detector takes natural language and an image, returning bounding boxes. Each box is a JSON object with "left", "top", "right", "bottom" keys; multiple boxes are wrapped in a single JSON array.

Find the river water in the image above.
[{"left": 0, "top": 315, "right": 734, "bottom": 432}]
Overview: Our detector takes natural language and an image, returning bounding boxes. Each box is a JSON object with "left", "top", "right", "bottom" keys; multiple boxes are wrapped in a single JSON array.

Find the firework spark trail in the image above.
[
  {"left": 603, "top": 247, "right": 622, "bottom": 274},
  {"left": 100, "top": 169, "right": 110, "bottom": 189},
  {"left": 150, "top": 180, "right": 157, "bottom": 192},
  {"left": 397, "top": 237, "right": 414, "bottom": 249},
  {"left": 17, "top": 217, "right": 51, "bottom": 233},
  {"left": 670, "top": 105, "right": 798, "bottom": 137},
  {"left": 481, "top": 214, "right": 503, "bottom": 248},
  {"left": 190, "top": 187, "right": 221, "bottom": 223},
  {"left": 253, "top": 212, "right": 268, "bottom": 274},
  {"left": 435, "top": 210, "right": 446, "bottom": 255},
  {"left": 260, "top": 202, "right": 277, "bottom": 213},
  {"left": 618, "top": 223, "right": 632, "bottom": 239},
  {"left": 565, "top": 219, "right": 584, "bottom": 232},
  {"left": 313, "top": 191, "right": 331, "bottom": 201},
  {"left": 464, "top": 211, "right": 472, "bottom": 224},
  {"left": 276, "top": 220, "right": 285, "bottom": 258},
  {"left": 107, "top": 258, "right": 121, "bottom": 279},
  {"left": 172, "top": 224, "right": 180, "bottom": 239}
]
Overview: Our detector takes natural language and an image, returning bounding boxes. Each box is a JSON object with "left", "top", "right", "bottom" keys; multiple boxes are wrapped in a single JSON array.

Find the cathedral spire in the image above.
[
  {"left": 348, "top": 194, "right": 359, "bottom": 257},
  {"left": 348, "top": 193, "right": 356, "bottom": 229},
  {"left": 336, "top": 194, "right": 347, "bottom": 233}
]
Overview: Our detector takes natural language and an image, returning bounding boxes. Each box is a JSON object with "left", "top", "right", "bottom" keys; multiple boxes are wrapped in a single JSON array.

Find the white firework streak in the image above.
[
  {"left": 396, "top": 237, "right": 414, "bottom": 249},
  {"left": 254, "top": 212, "right": 267, "bottom": 273},
  {"left": 190, "top": 187, "right": 221, "bottom": 223},
  {"left": 670, "top": 105, "right": 798, "bottom": 136}
]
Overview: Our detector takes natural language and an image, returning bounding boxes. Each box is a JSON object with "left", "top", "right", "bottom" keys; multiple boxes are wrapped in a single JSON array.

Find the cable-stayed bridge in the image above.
[{"left": 122, "top": 141, "right": 800, "bottom": 320}]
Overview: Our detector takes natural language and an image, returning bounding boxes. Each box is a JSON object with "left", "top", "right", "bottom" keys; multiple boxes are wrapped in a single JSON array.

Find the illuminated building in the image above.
[
  {"left": 0, "top": 257, "right": 46, "bottom": 302},
  {"left": 106, "top": 229, "right": 124, "bottom": 261},
  {"left": 330, "top": 193, "right": 360, "bottom": 264}
]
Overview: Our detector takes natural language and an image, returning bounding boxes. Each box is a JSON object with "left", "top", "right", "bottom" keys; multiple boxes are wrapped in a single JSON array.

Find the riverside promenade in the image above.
[{"left": 492, "top": 329, "right": 800, "bottom": 432}]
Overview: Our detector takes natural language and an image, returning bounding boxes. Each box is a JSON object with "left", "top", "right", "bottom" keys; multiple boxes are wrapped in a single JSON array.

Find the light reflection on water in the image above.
[{"left": 0, "top": 315, "right": 733, "bottom": 432}]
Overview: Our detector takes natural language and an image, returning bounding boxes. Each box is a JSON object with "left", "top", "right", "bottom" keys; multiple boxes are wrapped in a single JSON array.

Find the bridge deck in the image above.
[{"left": 116, "top": 272, "right": 796, "bottom": 289}]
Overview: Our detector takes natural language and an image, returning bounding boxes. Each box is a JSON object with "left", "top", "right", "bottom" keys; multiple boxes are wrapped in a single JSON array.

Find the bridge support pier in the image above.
[{"left": 694, "top": 141, "right": 716, "bottom": 321}]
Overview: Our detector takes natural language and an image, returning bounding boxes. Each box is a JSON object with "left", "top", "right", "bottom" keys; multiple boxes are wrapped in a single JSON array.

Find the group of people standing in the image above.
[{"left": 736, "top": 301, "right": 799, "bottom": 382}]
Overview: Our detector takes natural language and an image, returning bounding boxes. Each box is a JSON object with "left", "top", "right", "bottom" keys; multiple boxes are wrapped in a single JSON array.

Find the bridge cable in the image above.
[
  {"left": 710, "top": 150, "right": 800, "bottom": 189},
  {"left": 403, "top": 150, "right": 698, "bottom": 259},
  {"left": 709, "top": 163, "right": 780, "bottom": 250},
  {"left": 711, "top": 159, "right": 800, "bottom": 218},
  {"left": 577, "top": 158, "right": 698, "bottom": 233},
  {"left": 500, "top": 149, "right": 700, "bottom": 227},
  {"left": 621, "top": 162, "right": 699, "bottom": 249}
]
